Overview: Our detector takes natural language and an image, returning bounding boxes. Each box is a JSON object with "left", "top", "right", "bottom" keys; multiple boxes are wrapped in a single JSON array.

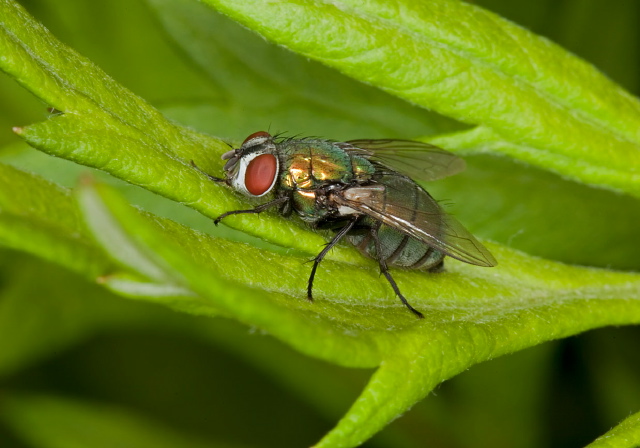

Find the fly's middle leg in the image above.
[
  {"left": 307, "top": 216, "right": 359, "bottom": 301},
  {"left": 371, "top": 225, "right": 424, "bottom": 319}
]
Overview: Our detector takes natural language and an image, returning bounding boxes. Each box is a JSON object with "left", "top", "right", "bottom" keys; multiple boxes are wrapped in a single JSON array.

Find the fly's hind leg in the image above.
[
  {"left": 307, "top": 216, "right": 359, "bottom": 302},
  {"left": 371, "top": 225, "right": 424, "bottom": 319}
]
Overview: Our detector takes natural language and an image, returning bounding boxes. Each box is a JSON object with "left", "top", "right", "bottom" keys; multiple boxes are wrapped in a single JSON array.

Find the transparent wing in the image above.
[
  {"left": 332, "top": 175, "right": 496, "bottom": 267},
  {"left": 342, "top": 139, "right": 466, "bottom": 182}
]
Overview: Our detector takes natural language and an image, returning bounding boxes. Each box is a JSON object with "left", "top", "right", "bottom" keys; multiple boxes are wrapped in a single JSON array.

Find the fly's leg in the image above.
[
  {"left": 307, "top": 216, "right": 359, "bottom": 302},
  {"left": 190, "top": 160, "right": 226, "bottom": 183},
  {"left": 189, "top": 160, "right": 288, "bottom": 224},
  {"left": 371, "top": 225, "right": 424, "bottom": 319},
  {"left": 214, "top": 197, "right": 289, "bottom": 225}
]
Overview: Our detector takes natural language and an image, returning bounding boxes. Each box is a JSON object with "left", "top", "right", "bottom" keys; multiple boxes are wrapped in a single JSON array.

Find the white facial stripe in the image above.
[
  {"left": 244, "top": 135, "right": 269, "bottom": 148},
  {"left": 230, "top": 151, "right": 279, "bottom": 197}
]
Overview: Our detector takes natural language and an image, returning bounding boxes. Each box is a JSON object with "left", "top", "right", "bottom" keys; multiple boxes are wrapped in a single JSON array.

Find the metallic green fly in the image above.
[{"left": 194, "top": 131, "right": 496, "bottom": 318}]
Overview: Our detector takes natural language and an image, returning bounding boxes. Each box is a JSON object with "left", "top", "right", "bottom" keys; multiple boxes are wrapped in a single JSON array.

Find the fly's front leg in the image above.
[
  {"left": 307, "top": 216, "right": 359, "bottom": 302},
  {"left": 190, "top": 160, "right": 226, "bottom": 183},
  {"left": 371, "top": 225, "right": 424, "bottom": 319},
  {"left": 214, "top": 197, "right": 289, "bottom": 225}
]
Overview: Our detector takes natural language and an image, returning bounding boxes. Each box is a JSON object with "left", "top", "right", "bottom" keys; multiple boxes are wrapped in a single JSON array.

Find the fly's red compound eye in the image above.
[
  {"left": 245, "top": 153, "right": 278, "bottom": 196},
  {"left": 243, "top": 131, "right": 271, "bottom": 146}
]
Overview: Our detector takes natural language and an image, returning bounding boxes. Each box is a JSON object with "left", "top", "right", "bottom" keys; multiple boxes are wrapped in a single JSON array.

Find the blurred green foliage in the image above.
[{"left": 0, "top": 0, "right": 639, "bottom": 447}]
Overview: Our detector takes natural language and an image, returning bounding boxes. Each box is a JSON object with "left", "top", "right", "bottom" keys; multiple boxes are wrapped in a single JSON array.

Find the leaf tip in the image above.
[{"left": 12, "top": 126, "right": 24, "bottom": 135}]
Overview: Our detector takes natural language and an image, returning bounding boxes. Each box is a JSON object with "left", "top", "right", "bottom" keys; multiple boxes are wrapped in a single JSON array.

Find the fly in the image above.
[{"left": 192, "top": 131, "right": 496, "bottom": 318}]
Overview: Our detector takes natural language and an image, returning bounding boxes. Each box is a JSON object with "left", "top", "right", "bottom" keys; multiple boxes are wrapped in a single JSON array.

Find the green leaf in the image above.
[
  {"left": 587, "top": 411, "right": 640, "bottom": 448},
  {"left": 2, "top": 1, "right": 640, "bottom": 446},
  {"left": 201, "top": 0, "right": 640, "bottom": 197},
  {"left": 471, "top": 0, "right": 640, "bottom": 96},
  {"left": 76, "top": 179, "right": 640, "bottom": 447}
]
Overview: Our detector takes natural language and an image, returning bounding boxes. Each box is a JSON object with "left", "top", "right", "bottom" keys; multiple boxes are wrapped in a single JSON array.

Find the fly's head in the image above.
[{"left": 222, "top": 131, "right": 280, "bottom": 198}]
